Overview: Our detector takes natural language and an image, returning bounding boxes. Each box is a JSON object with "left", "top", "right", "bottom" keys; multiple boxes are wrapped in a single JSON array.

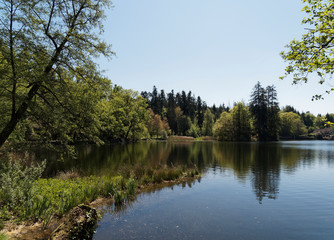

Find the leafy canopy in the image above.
[
  {"left": 281, "top": 0, "right": 334, "bottom": 99},
  {"left": 0, "top": 0, "right": 113, "bottom": 147}
]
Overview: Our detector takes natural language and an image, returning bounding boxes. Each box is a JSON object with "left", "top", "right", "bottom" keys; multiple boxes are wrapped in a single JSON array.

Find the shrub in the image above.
[{"left": 0, "top": 157, "right": 46, "bottom": 209}]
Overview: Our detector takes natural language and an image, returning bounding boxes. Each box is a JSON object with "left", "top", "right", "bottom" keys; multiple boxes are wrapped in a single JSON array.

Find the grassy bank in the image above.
[{"left": 0, "top": 161, "right": 199, "bottom": 238}]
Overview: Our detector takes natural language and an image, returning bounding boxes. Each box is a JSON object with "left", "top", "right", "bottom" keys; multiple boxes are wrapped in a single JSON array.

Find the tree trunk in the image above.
[
  {"left": 125, "top": 122, "right": 133, "bottom": 140},
  {"left": 0, "top": 84, "right": 41, "bottom": 148}
]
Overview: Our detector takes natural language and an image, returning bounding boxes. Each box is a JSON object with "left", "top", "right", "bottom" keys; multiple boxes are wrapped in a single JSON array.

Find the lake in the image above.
[{"left": 45, "top": 141, "right": 334, "bottom": 239}]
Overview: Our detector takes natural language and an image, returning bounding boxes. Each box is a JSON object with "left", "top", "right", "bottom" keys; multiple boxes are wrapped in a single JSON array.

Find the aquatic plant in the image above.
[
  {"left": 127, "top": 179, "right": 136, "bottom": 196},
  {"left": 113, "top": 190, "right": 126, "bottom": 206},
  {"left": 0, "top": 160, "right": 200, "bottom": 231},
  {"left": 152, "top": 169, "right": 164, "bottom": 183},
  {"left": 133, "top": 165, "right": 145, "bottom": 179}
]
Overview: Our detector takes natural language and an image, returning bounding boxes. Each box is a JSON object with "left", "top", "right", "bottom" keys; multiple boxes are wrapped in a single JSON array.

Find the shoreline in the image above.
[{"left": 2, "top": 171, "right": 201, "bottom": 240}]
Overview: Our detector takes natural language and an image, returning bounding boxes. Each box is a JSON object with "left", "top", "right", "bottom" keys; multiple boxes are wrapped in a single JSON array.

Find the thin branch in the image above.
[
  {"left": 44, "top": 0, "right": 57, "bottom": 49},
  {"left": 40, "top": 84, "right": 75, "bottom": 115}
]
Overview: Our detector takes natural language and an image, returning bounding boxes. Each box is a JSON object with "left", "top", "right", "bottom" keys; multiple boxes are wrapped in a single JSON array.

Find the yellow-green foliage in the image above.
[
  {"left": 28, "top": 176, "right": 129, "bottom": 219},
  {"left": 281, "top": 0, "right": 334, "bottom": 98}
]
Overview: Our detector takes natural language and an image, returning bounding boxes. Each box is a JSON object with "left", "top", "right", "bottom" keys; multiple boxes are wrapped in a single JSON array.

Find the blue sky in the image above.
[{"left": 96, "top": 0, "right": 334, "bottom": 115}]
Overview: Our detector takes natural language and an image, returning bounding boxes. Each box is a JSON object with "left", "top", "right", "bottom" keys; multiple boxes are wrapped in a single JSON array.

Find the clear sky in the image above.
[{"left": 96, "top": 0, "right": 334, "bottom": 115}]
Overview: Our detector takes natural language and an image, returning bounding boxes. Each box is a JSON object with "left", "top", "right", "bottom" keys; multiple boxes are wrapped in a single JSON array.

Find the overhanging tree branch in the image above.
[{"left": 0, "top": 0, "right": 112, "bottom": 148}]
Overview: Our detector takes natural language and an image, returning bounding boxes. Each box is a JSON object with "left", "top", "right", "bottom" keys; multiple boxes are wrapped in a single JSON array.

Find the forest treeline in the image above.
[
  {"left": 142, "top": 83, "right": 334, "bottom": 141},
  {"left": 1, "top": 78, "right": 333, "bottom": 150}
]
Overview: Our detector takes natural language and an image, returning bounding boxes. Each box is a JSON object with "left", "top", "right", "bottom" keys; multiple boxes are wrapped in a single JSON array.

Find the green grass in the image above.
[
  {"left": 0, "top": 165, "right": 200, "bottom": 229},
  {"left": 26, "top": 176, "right": 132, "bottom": 221},
  {"left": 0, "top": 175, "right": 135, "bottom": 227}
]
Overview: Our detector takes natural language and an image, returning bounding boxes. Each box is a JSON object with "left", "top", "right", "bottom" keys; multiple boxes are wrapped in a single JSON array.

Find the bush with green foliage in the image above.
[
  {"left": 187, "top": 122, "right": 201, "bottom": 138},
  {"left": 280, "top": 112, "right": 308, "bottom": 137},
  {"left": 0, "top": 157, "right": 46, "bottom": 210},
  {"left": 214, "top": 103, "right": 251, "bottom": 141}
]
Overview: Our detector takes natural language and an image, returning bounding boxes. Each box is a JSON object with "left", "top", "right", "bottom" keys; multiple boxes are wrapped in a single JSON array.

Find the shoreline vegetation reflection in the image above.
[
  {"left": 99, "top": 176, "right": 201, "bottom": 218},
  {"left": 36, "top": 140, "right": 334, "bottom": 204}
]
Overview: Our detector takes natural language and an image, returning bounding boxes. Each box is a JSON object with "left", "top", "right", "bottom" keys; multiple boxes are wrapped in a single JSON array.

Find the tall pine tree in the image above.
[
  {"left": 167, "top": 90, "right": 177, "bottom": 134},
  {"left": 266, "top": 85, "right": 280, "bottom": 141},
  {"left": 249, "top": 82, "right": 268, "bottom": 141},
  {"left": 197, "top": 96, "right": 204, "bottom": 128}
]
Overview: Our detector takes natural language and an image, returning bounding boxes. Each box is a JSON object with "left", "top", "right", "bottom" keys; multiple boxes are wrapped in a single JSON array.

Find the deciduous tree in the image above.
[
  {"left": 213, "top": 112, "right": 233, "bottom": 141},
  {"left": 230, "top": 102, "right": 252, "bottom": 141},
  {"left": 280, "top": 112, "right": 307, "bottom": 138},
  {"left": 0, "top": 0, "right": 112, "bottom": 147},
  {"left": 281, "top": 0, "right": 334, "bottom": 99},
  {"left": 98, "top": 87, "right": 149, "bottom": 141},
  {"left": 202, "top": 109, "right": 214, "bottom": 136}
]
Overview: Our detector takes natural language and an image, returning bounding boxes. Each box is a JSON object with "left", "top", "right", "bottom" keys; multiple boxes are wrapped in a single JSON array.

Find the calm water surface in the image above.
[{"left": 46, "top": 141, "right": 334, "bottom": 239}]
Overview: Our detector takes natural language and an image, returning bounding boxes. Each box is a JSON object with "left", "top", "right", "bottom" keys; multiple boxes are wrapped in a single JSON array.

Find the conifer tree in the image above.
[
  {"left": 249, "top": 82, "right": 268, "bottom": 141},
  {"left": 266, "top": 85, "right": 280, "bottom": 141},
  {"left": 197, "top": 96, "right": 204, "bottom": 128},
  {"left": 159, "top": 89, "right": 167, "bottom": 117},
  {"left": 150, "top": 86, "right": 160, "bottom": 115},
  {"left": 187, "top": 91, "right": 196, "bottom": 121},
  {"left": 180, "top": 91, "right": 188, "bottom": 116},
  {"left": 167, "top": 90, "right": 177, "bottom": 134}
]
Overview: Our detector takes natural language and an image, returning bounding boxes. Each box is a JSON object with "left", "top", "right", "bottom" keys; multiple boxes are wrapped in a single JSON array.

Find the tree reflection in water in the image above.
[{"left": 37, "top": 141, "right": 328, "bottom": 203}]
